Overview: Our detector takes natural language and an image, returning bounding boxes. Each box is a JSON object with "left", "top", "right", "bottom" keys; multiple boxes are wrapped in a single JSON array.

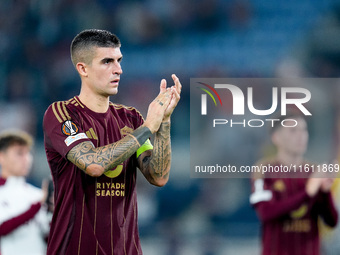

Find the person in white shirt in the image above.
[{"left": 0, "top": 130, "right": 50, "bottom": 255}]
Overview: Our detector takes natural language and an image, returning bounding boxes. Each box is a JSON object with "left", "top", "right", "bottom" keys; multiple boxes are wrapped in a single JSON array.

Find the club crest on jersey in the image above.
[
  {"left": 273, "top": 180, "right": 285, "bottom": 192},
  {"left": 62, "top": 120, "right": 79, "bottom": 136}
]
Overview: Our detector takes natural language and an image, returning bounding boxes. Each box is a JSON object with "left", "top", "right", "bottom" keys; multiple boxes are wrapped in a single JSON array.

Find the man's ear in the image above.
[
  {"left": 76, "top": 62, "right": 88, "bottom": 77},
  {"left": 0, "top": 152, "right": 4, "bottom": 165}
]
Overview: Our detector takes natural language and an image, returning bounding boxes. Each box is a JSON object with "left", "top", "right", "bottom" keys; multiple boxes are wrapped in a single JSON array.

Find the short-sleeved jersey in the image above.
[
  {"left": 43, "top": 96, "right": 145, "bottom": 255},
  {"left": 250, "top": 160, "right": 338, "bottom": 255},
  {"left": 0, "top": 177, "right": 50, "bottom": 255}
]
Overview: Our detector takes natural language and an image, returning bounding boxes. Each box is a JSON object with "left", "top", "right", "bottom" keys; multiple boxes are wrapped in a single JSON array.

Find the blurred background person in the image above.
[
  {"left": 1, "top": 0, "right": 340, "bottom": 254},
  {"left": 0, "top": 130, "right": 51, "bottom": 255},
  {"left": 321, "top": 176, "right": 340, "bottom": 255},
  {"left": 250, "top": 113, "right": 338, "bottom": 255}
]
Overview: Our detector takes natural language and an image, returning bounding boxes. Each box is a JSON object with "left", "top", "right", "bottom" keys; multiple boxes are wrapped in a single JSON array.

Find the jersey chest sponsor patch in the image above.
[{"left": 96, "top": 175, "right": 126, "bottom": 197}]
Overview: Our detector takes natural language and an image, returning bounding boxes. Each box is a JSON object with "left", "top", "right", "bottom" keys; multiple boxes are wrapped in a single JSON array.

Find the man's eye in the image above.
[{"left": 103, "top": 59, "right": 112, "bottom": 64}]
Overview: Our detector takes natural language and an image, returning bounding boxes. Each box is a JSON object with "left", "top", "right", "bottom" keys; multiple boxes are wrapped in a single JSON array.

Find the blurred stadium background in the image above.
[{"left": 1, "top": 0, "right": 340, "bottom": 254}]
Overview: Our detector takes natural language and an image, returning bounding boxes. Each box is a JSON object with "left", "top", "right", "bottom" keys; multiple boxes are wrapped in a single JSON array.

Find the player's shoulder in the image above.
[
  {"left": 256, "top": 157, "right": 278, "bottom": 166},
  {"left": 110, "top": 102, "right": 139, "bottom": 112},
  {"left": 0, "top": 177, "right": 6, "bottom": 187},
  {"left": 303, "top": 159, "right": 315, "bottom": 165},
  {"left": 109, "top": 102, "right": 143, "bottom": 119},
  {"left": 25, "top": 182, "right": 43, "bottom": 194},
  {"left": 44, "top": 97, "right": 82, "bottom": 123},
  {"left": 251, "top": 157, "right": 277, "bottom": 180}
]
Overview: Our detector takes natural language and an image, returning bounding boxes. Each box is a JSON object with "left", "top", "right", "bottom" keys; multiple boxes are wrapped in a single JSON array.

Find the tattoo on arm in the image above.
[
  {"left": 139, "top": 122, "right": 171, "bottom": 183},
  {"left": 67, "top": 126, "right": 151, "bottom": 174}
]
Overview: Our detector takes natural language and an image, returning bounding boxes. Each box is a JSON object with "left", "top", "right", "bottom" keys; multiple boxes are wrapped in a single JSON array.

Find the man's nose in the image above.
[{"left": 113, "top": 62, "right": 123, "bottom": 75}]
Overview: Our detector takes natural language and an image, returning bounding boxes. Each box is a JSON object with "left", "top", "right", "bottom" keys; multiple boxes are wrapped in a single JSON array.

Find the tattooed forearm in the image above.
[
  {"left": 67, "top": 126, "right": 151, "bottom": 176},
  {"left": 150, "top": 122, "right": 171, "bottom": 177},
  {"left": 139, "top": 121, "right": 171, "bottom": 185}
]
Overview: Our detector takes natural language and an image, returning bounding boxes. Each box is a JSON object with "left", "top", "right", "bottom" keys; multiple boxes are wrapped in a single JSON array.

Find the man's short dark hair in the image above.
[
  {"left": 70, "top": 29, "right": 121, "bottom": 67},
  {"left": 0, "top": 130, "right": 33, "bottom": 152}
]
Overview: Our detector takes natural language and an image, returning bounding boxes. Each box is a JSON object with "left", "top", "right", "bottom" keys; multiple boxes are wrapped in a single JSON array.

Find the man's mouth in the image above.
[{"left": 111, "top": 79, "right": 120, "bottom": 86}]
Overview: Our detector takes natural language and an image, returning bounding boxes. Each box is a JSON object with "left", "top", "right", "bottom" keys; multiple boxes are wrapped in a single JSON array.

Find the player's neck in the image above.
[
  {"left": 0, "top": 171, "right": 9, "bottom": 179},
  {"left": 276, "top": 151, "right": 304, "bottom": 166},
  {"left": 0, "top": 170, "right": 22, "bottom": 179},
  {"left": 78, "top": 91, "right": 110, "bottom": 113}
]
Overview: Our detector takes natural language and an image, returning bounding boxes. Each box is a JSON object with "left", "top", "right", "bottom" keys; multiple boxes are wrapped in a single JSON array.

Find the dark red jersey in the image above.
[
  {"left": 250, "top": 160, "right": 338, "bottom": 255},
  {"left": 43, "top": 96, "right": 145, "bottom": 255}
]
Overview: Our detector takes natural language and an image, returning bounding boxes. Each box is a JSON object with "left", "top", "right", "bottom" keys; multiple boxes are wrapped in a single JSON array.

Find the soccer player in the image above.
[
  {"left": 0, "top": 130, "right": 50, "bottom": 255},
  {"left": 250, "top": 114, "right": 338, "bottom": 255},
  {"left": 43, "top": 29, "right": 181, "bottom": 255}
]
